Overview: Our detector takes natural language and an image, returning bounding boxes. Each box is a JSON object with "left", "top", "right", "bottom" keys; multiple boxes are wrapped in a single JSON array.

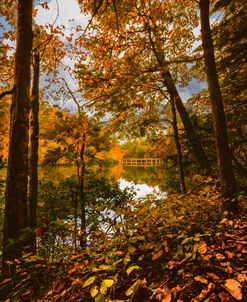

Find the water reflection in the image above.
[
  {"left": 0, "top": 164, "right": 167, "bottom": 199},
  {"left": 119, "top": 178, "right": 166, "bottom": 199},
  {"left": 40, "top": 164, "right": 166, "bottom": 199}
]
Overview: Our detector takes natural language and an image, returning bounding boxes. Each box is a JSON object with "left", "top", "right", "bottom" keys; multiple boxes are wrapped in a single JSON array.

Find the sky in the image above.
[
  {"left": 34, "top": 1, "right": 221, "bottom": 108},
  {"left": 35, "top": 0, "right": 89, "bottom": 112},
  {"left": 1, "top": 1, "right": 223, "bottom": 112}
]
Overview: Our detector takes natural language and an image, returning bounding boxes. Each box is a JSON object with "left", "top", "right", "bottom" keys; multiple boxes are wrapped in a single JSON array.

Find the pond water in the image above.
[
  {"left": 40, "top": 164, "right": 166, "bottom": 199},
  {"left": 0, "top": 164, "right": 167, "bottom": 253},
  {"left": 0, "top": 164, "right": 167, "bottom": 199}
]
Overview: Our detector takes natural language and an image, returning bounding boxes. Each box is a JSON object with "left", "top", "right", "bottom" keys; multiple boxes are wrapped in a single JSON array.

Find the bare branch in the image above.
[{"left": 0, "top": 86, "right": 15, "bottom": 99}]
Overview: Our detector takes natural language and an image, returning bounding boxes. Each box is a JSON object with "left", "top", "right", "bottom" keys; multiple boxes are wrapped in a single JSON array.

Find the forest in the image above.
[{"left": 0, "top": 0, "right": 246, "bottom": 301}]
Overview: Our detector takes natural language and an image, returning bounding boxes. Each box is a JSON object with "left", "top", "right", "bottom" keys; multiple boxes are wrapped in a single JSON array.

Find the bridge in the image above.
[{"left": 122, "top": 158, "right": 164, "bottom": 167}]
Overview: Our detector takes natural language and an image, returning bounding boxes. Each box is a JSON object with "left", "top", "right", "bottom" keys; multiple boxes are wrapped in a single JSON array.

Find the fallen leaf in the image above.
[
  {"left": 163, "top": 240, "right": 169, "bottom": 253},
  {"left": 218, "top": 291, "right": 231, "bottom": 301},
  {"left": 206, "top": 273, "right": 219, "bottom": 280},
  {"left": 151, "top": 286, "right": 172, "bottom": 302},
  {"left": 215, "top": 253, "right": 225, "bottom": 260},
  {"left": 194, "top": 276, "right": 208, "bottom": 284},
  {"left": 197, "top": 241, "right": 207, "bottom": 255},
  {"left": 225, "top": 251, "right": 235, "bottom": 259},
  {"left": 220, "top": 218, "right": 228, "bottom": 224},
  {"left": 197, "top": 283, "right": 215, "bottom": 300},
  {"left": 0, "top": 278, "right": 12, "bottom": 285},
  {"left": 236, "top": 273, "right": 247, "bottom": 282},
  {"left": 152, "top": 249, "right": 164, "bottom": 260},
  {"left": 171, "top": 285, "right": 182, "bottom": 299},
  {"left": 205, "top": 293, "right": 217, "bottom": 302},
  {"left": 222, "top": 279, "right": 242, "bottom": 301},
  {"left": 167, "top": 258, "right": 187, "bottom": 269}
]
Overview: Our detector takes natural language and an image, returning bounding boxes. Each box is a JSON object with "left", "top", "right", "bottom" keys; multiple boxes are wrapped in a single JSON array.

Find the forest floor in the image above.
[
  {"left": 1, "top": 187, "right": 246, "bottom": 302},
  {"left": 149, "top": 216, "right": 247, "bottom": 302}
]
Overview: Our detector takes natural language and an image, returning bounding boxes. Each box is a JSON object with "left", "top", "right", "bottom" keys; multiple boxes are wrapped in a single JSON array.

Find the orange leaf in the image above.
[
  {"left": 194, "top": 276, "right": 208, "bottom": 284},
  {"left": 222, "top": 279, "right": 242, "bottom": 300},
  {"left": 35, "top": 227, "right": 45, "bottom": 237},
  {"left": 152, "top": 249, "right": 163, "bottom": 260},
  {"left": 194, "top": 19, "right": 199, "bottom": 27},
  {"left": 225, "top": 251, "right": 235, "bottom": 259},
  {"left": 1, "top": 278, "right": 12, "bottom": 285},
  {"left": 197, "top": 241, "right": 207, "bottom": 255}
]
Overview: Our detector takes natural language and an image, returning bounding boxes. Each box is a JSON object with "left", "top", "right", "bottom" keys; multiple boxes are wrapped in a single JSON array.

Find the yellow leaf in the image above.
[
  {"left": 83, "top": 276, "right": 96, "bottom": 288},
  {"left": 103, "top": 279, "right": 114, "bottom": 287},
  {"left": 47, "top": 290, "right": 53, "bottom": 296},
  {"left": 125, "top": 280, "right": 140, "bottom": 296},
  {"left": 95, "top": 293, "right": 105, "bottom": 302},
  {"left": 223, "top": 279, "right": 242, "bottom": 300},
  {"left": 98, "top": 264, "right": 111, "bottom": 270},
  {"left": 61, "top": 290, "right": 67, "bottom": 296},
  {"left": 100, "top": 279, "right": 114, "bottom": 294},
  {"left": 126, "top": 265, "right": 140, "bottom": 275},
  {"left": 90, "top": 286, "right": 99, "bottom": 298}
]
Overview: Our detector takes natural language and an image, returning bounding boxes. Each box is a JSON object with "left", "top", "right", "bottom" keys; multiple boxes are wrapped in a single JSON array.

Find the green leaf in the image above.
[
  {"left": 90, "top": 286, "right": 99, "bottom": 298},
  {"left": 126, "top": 265, "right": 140, "bottom": 276},
  {"left": 83, "top": 276, "right": 96, "bottom": 288},
  {"left": 181, "top": 237, "right": 193, "bottom": 245},
  {"left": 98, "top": 264, "right": 111, "bottom": 270}
]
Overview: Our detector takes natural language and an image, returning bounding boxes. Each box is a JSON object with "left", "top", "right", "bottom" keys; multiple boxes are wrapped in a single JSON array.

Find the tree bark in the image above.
[
  {"left": 170, "top": 96, "right": 186, "bottom": 193},
  {"left": 2, "top": 0, "right": 33, "bottom": 267},
  {"left": 28, "top": 52, "right": 40, "bottom": 254},
  {"left": 147, "top": 24, "right": 210, "bottom": 171},
  {"left": 199, "top": 0, "right": 237, "bottom": 212},
  {"left": 79, "top": 132, "right": 87, "bottom": 248},
  {"left": 163, "top": 72, "right": 210, "bottom": 171}
]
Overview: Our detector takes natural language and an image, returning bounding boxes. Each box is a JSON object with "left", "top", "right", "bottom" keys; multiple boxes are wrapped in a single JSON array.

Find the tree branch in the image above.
[{"left": 0, "top": 86, "right": 15, "bottom": 100}]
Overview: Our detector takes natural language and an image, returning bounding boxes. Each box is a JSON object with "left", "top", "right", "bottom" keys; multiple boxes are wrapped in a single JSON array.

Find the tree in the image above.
[
  {"left": 213, "top": 0, "right": 247, "bottom": 177},
  {"left": 2, "top": 0, "right": 33, "bottom": 268},
  {"left": 76, "top": 0, "right": 210, "bottom": 171},
  {"left": 199, "top": 0, "right": 237, "bottom": 212},
  {"left": 28, "top": 51, "right": 40, "bottom": 254}
]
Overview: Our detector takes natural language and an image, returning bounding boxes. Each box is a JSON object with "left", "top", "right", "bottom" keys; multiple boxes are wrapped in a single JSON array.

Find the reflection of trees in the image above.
[
  {"left": 39, "top": 165, "right": 166, "bottom": 192},
  {"left": 121, "top": 166, "right": 165, "bottom": 188}
]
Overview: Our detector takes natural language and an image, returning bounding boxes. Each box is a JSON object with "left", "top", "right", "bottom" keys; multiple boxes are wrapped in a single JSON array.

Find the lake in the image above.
[{"left": 0, "top": 164, "right": 167, "bottom": 199}]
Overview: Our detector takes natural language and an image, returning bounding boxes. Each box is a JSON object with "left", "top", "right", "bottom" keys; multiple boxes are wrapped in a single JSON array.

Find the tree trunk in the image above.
[
  {"left": 199, "top": 0, "right": 237, "bottom": 212},
  {"left": 79, "top": 132, "right": 87, "bottom": 248},
  {"left": 163, "top": 72, "right": 210, "bottom": 171},
  {"left": 2, "top": 0, "right": 33, "bottom": 268},
  {"left": 170, "top": 96, "right": 186, "bottom": 193},
  {"left": 28, "top": 52, "right": 40, "bottom": 254}
]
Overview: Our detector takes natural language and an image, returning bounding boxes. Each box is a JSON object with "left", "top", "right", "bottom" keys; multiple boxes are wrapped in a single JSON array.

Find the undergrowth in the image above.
[{"left": 1, "top": 181, "right": 246, "bottom": 302}]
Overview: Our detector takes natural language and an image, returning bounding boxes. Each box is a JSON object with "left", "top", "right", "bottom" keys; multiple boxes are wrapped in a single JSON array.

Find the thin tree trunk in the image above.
[
  {"left": 2, "top": 0, "right": 33, "bottom": 269},
  {"left": 79, "top": 132, "right": 87, "bottom": 248},
  {"left": 199, "top": 0, "right": 237, "bottom": 212},
  {"left": 28, "top": 52, "right": 40, "bottom": 254},
  {"left": 73, "top": 193, "right": 78, "bottom": 250},
  {"left": 170, "top": 96, "right": 186, "bottom": 193},
  {"left": 147, "top": 25, "right": 210, "bottom": 171},
  {"left": 163, "top": 72, "right": 210, "bottom": 171}
]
